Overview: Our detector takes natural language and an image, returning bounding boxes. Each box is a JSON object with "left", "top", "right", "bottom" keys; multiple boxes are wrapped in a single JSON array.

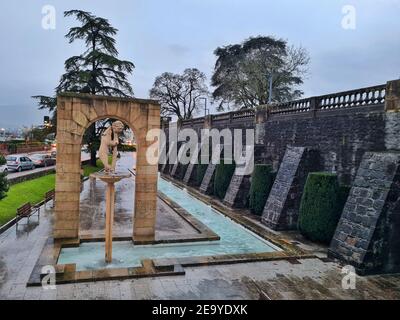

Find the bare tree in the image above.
[{"left": 150, "top": 68, "right": 209, "bottom": 120}]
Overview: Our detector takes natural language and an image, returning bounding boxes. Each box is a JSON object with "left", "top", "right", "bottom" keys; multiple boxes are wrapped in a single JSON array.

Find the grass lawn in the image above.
[
  {"left": 0, "top": 174, "right": 55, "bottom": 226},
  {"left": 0, "top": 160, "right": 106, "bottom": 227},
  {"left": 82, "top": 159, "right": 105, "bottom": 177}
]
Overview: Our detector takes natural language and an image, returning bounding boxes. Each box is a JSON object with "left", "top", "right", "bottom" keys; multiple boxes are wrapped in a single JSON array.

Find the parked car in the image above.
[
  {"left": 30, "top": 154, "right": 56, "bottom": 167},
  {"left": 0, "top": 164, "right": 7, "bottom": 173},
  {"left": 51, "top": 151, "right": 57, "bottom": 159},
  {"left": 6, "top": 155, "right": 35, "bottom": 172}
]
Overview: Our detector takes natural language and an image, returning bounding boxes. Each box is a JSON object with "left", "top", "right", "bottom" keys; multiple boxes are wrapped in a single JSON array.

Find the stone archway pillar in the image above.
[{"left": 54, "top": 93, "right": 160, "bottom": 241}]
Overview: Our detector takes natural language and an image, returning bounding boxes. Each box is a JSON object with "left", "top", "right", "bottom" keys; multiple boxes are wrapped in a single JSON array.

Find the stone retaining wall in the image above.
[
  {"left": 329, "top": 152, "right": 400, "bottom": 274},
  {"left": 261, "top": 147, "right": 321, "bottom": 230}
]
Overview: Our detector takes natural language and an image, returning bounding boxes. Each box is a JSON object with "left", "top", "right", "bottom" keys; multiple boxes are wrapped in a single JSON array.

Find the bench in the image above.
[
  {"left": 44, "top": 189, "right": 55, "bottom": 208},
  {"left": 16, "top": 203, "right": 40, "bottom": 226}
]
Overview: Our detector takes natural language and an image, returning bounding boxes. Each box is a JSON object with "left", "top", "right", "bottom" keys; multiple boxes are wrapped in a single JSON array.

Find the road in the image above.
[{"left": 5, "top": 151, "right": 91, "bottom": 180}]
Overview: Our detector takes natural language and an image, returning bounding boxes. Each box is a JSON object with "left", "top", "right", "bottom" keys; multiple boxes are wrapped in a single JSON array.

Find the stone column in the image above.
[
  {"left": 133, "top": 104, "right": 160, "bottom": 242},
  {"left": 54, "top": 98, "right": 85, "bottom": 240},
  {"left": 385, "top": 80, "right": 400, "bottom": 151},
  {"left": 329, "top": 152, "right": 400, "bottom": 274},
  {"left": 105, "top": 181, "right": 115, "bottom": 263},
  {"left": 261, "top": 146, "right": 321, "bottom": 230}
]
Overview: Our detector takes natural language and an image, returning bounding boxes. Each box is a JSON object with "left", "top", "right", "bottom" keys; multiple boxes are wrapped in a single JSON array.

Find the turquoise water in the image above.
[{"left": 58, "top": 178, "right": 280, "bottom": 271}]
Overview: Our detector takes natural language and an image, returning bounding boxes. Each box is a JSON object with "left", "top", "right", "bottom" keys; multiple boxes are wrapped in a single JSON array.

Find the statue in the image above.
[
  {"left": 92, "top": 120, "right": 130, "bottom": 263},
  {"left": 99, "top": 120, "right": 125, "bottom": 173}
]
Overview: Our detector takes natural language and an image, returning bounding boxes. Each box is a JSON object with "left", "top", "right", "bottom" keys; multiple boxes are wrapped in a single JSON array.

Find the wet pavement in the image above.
[
  {"left": 0, "top": 152, "right": 399, "bottom": 299},
  {"left": 79, "top": 153, "right": 198, "bottom": 238}
]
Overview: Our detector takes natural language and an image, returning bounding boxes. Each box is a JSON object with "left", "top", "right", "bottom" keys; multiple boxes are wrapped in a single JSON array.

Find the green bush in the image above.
[
  {"left": 249, "top": 164, "right": 275, "bottom": 216},
  {"left": 0, "top": 172, "right": 9, "bottom": 200},
  {"left": 298, "top": 172, "right": 348, "bottom": 244},
  {"left": 7, "top": 143, "right": 17, "bottom": 154},
  {"left": 118, "top": 144, "right": 136, "bottom": 152},
  {"left": 214, "top": 159, "right": 236, "bottom": 199},
  {"left": 0, "top": 155, "right": 8, "bottom": 200},
  {"left": 195, "top": 164, "right": 209, "bottom": 186},
  {"left": 338, "top": 185, "right": 351, "bottom": 208}
]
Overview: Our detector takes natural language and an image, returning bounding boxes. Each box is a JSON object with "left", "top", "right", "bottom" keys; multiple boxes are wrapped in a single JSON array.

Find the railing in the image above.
[
  {"left": 0, "top": 143, "right": 48, "bottom": 156},
  {"left": 211, "top": 113, "right": 230, "bottom": 122},
  {"left": 232, "top": 109, "right": 255, "bottom": 119},
  {"left": 268, "top": 98, "right": 312, "bottom": 115},
  {"left": 173, "top": 84, "right": 387, "bottom": 125},
  {"left": 192, "top": 117, "right": 205, "bottom": 124},
  {"left": 269, "top": 84, "right": 386, "bottom": 115}
]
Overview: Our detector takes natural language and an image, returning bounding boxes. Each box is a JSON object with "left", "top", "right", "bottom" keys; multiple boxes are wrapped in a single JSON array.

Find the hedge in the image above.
[
  {"left": 0, "top": 155, "right": 8, "bottom": 200},
  {"left": 249, "top": 164, "right": 275, "bottom": 216},
  {"left": 0, "top": 172, "right": 9, "bottom": 200},
  {"left": 195, "top": 164, "right": 209, "bottom": 186},
  {"left": 214, "top": 159, "right": 236, "bottom": 199},
  {"left": 118, "top": 144, "right": 136, "bottom": 152},
  {"left": 298, "top": 172, "right": 349, "bottom": 244}
]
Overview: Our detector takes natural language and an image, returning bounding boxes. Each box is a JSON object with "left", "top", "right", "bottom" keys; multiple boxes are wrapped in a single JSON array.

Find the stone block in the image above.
[
  {"left": 223, "top": 172, "right": 251, "bottom": 208},
  {"left": 329, "top": 151, "right": 400, "bottom": 274},
  {"left": 199, "top": 164, "right": 217, "bottom": 195},
  {"left": 261, "top": 146, "right": 321, "bottom": 230},
  {"left": 134, "top": 227, "right": 155, "bottom": 237},
  {"left": 72, "top": 110, "right": 89, "bottom": 128}
]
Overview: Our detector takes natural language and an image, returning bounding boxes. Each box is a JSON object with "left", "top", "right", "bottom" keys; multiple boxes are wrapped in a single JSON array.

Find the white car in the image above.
[{"left": 0, "top": 164, "right": 7, "bottom": 173}]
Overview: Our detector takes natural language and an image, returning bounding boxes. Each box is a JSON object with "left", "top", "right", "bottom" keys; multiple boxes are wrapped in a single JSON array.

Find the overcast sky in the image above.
[{"left": 0, "top": 0, "right": 399, "bottom": 129}]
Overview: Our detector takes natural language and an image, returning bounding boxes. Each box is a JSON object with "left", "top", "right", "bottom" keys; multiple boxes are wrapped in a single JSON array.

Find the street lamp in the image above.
[
  {"left": 267, "top": 74, "right": 273, "bottom": 104},
  {"left": 198, "top": 97, "right": 209, "bottom": 117}
]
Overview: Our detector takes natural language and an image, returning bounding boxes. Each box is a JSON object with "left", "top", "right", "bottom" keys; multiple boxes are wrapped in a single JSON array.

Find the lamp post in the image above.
[
  {"left": 0, "top": 128, "right": 5, "bottom": 142},
  {"left": 267, "top": 74, "right": 273, "bottom": 104},
  {"left": 198, "top": 97, "right": 209, "bottom": 117}
]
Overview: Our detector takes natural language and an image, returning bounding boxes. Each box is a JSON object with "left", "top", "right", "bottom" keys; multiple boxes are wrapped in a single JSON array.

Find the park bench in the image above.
[
  {"left": 16, "top": 203, "right": 40, "bottom": 227},
  {"left": 44, "top": 189, "right": 55, "bottom": 208}
]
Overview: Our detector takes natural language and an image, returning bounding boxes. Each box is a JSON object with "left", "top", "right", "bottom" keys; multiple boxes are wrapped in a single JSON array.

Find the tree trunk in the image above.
[
  {"left": 90, "top": 148, "right": 97, "bottom": 166},
  {"left": 89, "top": 123, "right": 97, "bottom": 166},
  {"left": 90, "top": 39, "right": 97, "bottom": 167}
]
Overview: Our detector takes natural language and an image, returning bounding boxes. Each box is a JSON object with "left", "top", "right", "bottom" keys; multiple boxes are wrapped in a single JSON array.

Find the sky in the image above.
[{"left": 0, "top": 0, "right": 399, "bottom": 129}]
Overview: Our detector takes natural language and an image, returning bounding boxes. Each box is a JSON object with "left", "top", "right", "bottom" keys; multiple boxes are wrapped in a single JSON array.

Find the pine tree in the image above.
[{"left": 33, "top": 10, "right": 134, "bottom": 166}]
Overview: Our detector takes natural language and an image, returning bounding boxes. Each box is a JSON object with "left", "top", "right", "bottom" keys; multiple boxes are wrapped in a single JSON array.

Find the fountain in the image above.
[{"left": 90, "top": 120, "right": 131, "bottom": 263}]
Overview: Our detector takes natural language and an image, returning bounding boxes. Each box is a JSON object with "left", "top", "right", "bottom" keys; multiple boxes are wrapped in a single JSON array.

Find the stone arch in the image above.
[{"left": 54, "top": 93, "right": 160, "bottom": 241}]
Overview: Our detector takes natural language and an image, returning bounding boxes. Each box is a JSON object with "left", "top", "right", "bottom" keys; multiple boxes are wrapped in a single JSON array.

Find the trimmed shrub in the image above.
[
  {"left": 0, "top": 172, "right": 9, "bottom": 200},
  {"left": 118, "top": 144, "right": 136, "bottom": 152},
  {"left": 249, "top": 164, "right": 275, "bottom": 216},
  {"left": 214, "top": 159, "right": 236, "bottom": 199},
  {"left": 338, "top": 185, "right": 351, "bottom": 209},
  {"left": 0, "top": 155, "right": 7, "bottom": 199},
  {"left": 298, "top": 172, "right": 347, "bottom": 244},
  {"left": 195, "top": 164, "right": 208, "bottom": 186}
]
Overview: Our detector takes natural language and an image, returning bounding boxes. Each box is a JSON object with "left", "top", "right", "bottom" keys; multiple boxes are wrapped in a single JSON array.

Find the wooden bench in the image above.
[
  {"left": 16, "top": 203, "right": 40, "bottom": 226},
  {"left": 44, "top": 189, "right": 55, "bottom": 208}
]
